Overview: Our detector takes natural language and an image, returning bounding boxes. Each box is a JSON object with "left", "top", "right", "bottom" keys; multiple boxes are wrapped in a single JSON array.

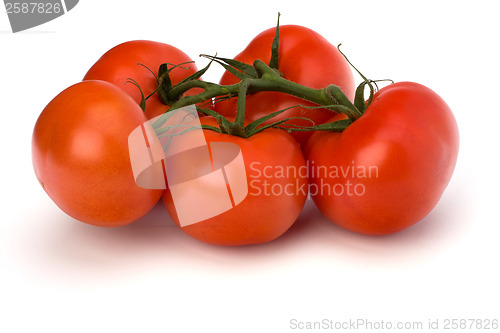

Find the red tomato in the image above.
[
  {"left": 32, "top": 80, "right": 163, "bottom": 227},
  {"left": 306, "top": 82, "right": 459, "bottom": 235},
  {"left": 162, "top": 117, "right": 308, "bottom": 246},
  {"left": 83, "top": 40, "right": 200, "bottom": 119},
  {"left": 214, "top": 25, "right": 355, "bottom": 147}
]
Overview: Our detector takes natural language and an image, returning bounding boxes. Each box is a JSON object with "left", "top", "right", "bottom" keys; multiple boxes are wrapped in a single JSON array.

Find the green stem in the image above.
[
  {"left": 251, "top": 60, "right": 327, "bottom": 102},
  {"left": 248, "top": 60, "right": 362, "bottom": 121},
  {"left": 155, "top": 59, "right": 362, "bottom": 134},
  {"left": 168, "top": 80, "right": 239, "bottom": 110}
]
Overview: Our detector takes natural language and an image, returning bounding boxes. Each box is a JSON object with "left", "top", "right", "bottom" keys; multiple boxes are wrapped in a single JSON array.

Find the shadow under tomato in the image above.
[
  {"left": 284, "top": 188, "right": 470, "bottom": 267},
  {"left": 28, "top": 185, "right": 468, "bottom": 284}
]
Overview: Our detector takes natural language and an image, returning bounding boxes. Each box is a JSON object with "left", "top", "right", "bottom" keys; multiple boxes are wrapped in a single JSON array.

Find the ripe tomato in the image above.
[
  {"left": 306, "top": 82, "right": 459, "bottom": 235},
  {"left": 161, "top": 117, "right": 308, "bottom": 246},
  {"left": 32, "top": 80, "right": 163, "bottom": 227},
  {"left": 214, "top": 25, "right": 355, "bottom": 147},
  {"left": 83, "top": 40, "right": 199, "bottom": 119}
]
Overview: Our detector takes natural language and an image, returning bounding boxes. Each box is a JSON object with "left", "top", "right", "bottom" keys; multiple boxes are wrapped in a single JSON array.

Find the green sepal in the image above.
[
  {"left": 135, "top": 63, "right": 159, "bottom": 102},
  {"left": 244, "top": 108, "right": 289, "bottom": 133},
  {"left": 250, "top": 116, "right": 315, "bottom": 136},
  {"left": 353, "top": 81, "right": 375, "bottom": 114},
  {"left": 125, "top": 78, "right": 147, "bottom": 112},
  {"left": 201, "top": 54, "right": 258, "bottom": 79},
  {"left": 201, "top": 124, "right": 222, "bottom": 133},
  {"left": 176, "top": 58, "right": 212, "bottom": 86},
  {"left": 157, "top": 63, "right": 172, "bottom": 104},
  {"left": 268, "top": 12, "right": 281, "bottom": 69},
  {"left": 225, "top": 122, "right": 248, "bottom": 138},
  {"left": 195, "top": 105, "right": 220, "bottom": 118},
  {"left": 218, "top": 61, "right": 253, "bottom": 80},
  {"left": 194, "top": 105, "right": 235, "bottom": 136},
  {"left": 282, "top": 119, "right": 352, "bottom": 132}
]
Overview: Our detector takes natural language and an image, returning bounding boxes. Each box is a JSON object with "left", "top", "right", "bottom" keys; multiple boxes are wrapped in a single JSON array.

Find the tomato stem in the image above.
[{"left": 155, "top": 56, "right": 363, "bottom": 137}]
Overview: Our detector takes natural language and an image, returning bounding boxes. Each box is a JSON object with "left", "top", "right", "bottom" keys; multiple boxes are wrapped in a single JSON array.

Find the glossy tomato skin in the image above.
[
  {"left": 214, "top": 25, "right": 355, "bottom": 147},
  {"left": 306, "top": 82, "right": 459, "bottom": 235},
  {"left": 83, "top": 40, "right": 199, "bottom": 120},
  {"left": 32, "top": 80, "right": 163, "bottom": 227},
  {"left": 162, "top": 117, "right": 308, "bottom": 246}
]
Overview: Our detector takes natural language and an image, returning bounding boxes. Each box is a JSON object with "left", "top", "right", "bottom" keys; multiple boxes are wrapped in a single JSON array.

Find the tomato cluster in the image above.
[{"left": 32, "top": 23, "right": 459, "bottom": 246}]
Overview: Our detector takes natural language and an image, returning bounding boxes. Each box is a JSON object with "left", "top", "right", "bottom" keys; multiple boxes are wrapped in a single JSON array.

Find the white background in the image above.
[{"left": 1, "top": 1, "right": 498, "bottom": 332}]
